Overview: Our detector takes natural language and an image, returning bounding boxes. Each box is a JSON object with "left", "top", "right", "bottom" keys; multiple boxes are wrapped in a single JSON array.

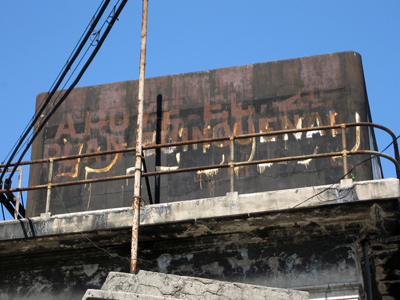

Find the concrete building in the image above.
[{"left": 0, "top": 52, "right": 399, "bottom": 299}]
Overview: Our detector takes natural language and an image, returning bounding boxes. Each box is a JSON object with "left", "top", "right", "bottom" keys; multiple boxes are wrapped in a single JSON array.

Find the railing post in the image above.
[
  {"left": 230, "top": 136, "right": 235, "bottom": 192},
  {"left": 13, "top": 168, "right": 23, "bottom": 220},
  {"left": 45, "top": 159, "right": 54, "bottom": 214},
  {"left": 341, "top": 125, "right": 349, "bottom": 179}
]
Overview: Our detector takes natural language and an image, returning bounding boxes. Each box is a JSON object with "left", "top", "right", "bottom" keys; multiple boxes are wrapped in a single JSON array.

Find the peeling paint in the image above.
[
  {"left": 197, "top": 168, "right": 219, "bottom": 189},
  {"left": 257, "top": 163, "right": 273, "bottom": 174}
]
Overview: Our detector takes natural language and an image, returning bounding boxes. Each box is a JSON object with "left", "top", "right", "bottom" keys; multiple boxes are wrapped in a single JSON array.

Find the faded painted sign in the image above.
[{"left": 27, "top": 51, "right": 377, "bottom": 216}]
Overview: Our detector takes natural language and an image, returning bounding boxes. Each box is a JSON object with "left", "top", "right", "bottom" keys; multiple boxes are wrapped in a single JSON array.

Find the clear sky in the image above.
[{"left": 1, "top": 1, "right": 399, "bottom": 219}]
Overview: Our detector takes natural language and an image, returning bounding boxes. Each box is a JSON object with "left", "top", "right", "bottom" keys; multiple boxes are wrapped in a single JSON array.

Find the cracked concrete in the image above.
[
  {"left": 83, "top": 271, "right": 309, "bottom": 300},
  {"left": 0, "top": 179, "right": 399, "bottom": 299}
]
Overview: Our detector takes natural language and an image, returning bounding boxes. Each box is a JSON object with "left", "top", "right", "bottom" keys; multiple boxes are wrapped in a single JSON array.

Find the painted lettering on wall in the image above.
[{"left": 43, "top": 92, "right": 360, "bottom": 184}]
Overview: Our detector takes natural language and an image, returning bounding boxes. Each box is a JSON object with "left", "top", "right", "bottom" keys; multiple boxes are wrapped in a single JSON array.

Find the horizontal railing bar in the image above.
[
  {"left": 1, "top": 148, "right": 398, "bottom": 194},
  {"left": 0, "top": 122, "right": 397, "bottom": 168}
]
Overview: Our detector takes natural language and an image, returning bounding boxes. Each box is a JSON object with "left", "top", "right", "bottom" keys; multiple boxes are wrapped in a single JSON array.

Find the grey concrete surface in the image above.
[
  {"left": 1, "top": 178, "right": 398, "bottom": 299},
  {"left": 83, "top": 289, "right": 176, "bottom": 300},
  {"left": 82, "top": 271, "right": 309, "bottom": 300},
  {"left": 0, "top": 178, "right": 398, "bottom": 242}
]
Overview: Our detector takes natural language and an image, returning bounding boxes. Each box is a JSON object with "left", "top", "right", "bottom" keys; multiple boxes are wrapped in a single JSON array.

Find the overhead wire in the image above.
[
  {"left": 35, "top": 2, "right": 116, "bottom": 130},
  {"left": 0, "top": 0, "right": 129, "bottom": 220},
  {"left": 0, "top": 0, "right": 111, "bottom": 184},
  {"left": 30, "top": 1, "right": 124, "bottom": 140},
  {"left": 6, "top": 0, "right": 128, "bottom": 184},
  {"left": 33, "top": 0, "right": 110, "bottom": 127}
]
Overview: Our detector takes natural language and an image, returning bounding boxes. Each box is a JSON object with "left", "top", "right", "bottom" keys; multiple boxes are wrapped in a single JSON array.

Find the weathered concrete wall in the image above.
[
  {"left": 27, "top": 51, "right": 379, "bottom": 217},
  {"left": 0, "top": 179, "right": 398, "bottom": 299}
]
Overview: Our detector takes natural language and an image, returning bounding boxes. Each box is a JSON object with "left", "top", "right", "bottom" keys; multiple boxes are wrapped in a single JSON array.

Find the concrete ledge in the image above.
[
  {"left": 87, "top": 271, "right": 309, "bottom": 300},
  {"left": 0, "top": 178, "right": 398, "bottom": 241},
  {"left": 140, "top": 178, "right": 400, "bottom": 224},
  {"left": 83, "top": 289, "right": 175, "bottom": 300}
]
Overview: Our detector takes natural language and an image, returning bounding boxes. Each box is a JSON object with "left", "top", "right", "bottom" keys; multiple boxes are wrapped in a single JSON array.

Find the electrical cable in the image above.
[
  {"left": 28, "top": 0, "right": 111, "bottom": 129},
  {"left": 6, "top": 0, "right": 127, "bottom": 183},
  {"left": 35, "top": 2, "right": 116, "bottom": 128},
  {"left": 0, "top": 0, "right": 111, "bottom": 183}
]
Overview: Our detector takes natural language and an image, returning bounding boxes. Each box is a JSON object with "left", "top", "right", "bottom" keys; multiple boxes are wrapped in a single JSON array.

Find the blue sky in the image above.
[{"left": 1, "top": 1, "right": 399, "bottom": 218}]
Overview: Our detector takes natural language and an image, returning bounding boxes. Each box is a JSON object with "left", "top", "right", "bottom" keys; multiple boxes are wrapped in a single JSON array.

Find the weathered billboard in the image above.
[{"left": 27, "top": 51, "right": 380, "bottom": 217}]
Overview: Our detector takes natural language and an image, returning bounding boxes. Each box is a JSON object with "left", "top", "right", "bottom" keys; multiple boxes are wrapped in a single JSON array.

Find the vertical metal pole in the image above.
[
  {"left": 45, "top": 159, "right": 54, "bottom": 214},
  {"left": 14, "top": 168, "right": 23, "bottom": 220},
  {"left": 362, "top": 244, "right": 373, "bottom": 300},
  {"left": 131, "top": 0, "right": 149, "bottom": 275},
  {"left": 392, "top": 138, "right": 400, "bottom": 179},
  {"left": 230, "top": 137, "right": 235, "bottom": 192},
  {"left": 341, "top": 125, "right": 349, "bottom": 179}
]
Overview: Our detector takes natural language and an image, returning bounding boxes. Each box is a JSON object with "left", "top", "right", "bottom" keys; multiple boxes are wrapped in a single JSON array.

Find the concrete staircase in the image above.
[{"left": 82, "top": 270, "right": 308, "bottom": 300}]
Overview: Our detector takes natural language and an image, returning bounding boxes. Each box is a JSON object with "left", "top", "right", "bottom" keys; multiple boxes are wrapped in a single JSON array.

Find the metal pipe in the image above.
[
  {"left": 45, "top": 159, "right": 54, "bottom": 214},
  {"left": 1, "top": 122, "right": 399, "bottom": 204},
  {"left": 14, "top": 168, "right": 23, "bottom": 220},
  {"left": 1, "top": 149, "right": 399, "bottom": 195},
  {"left": 230, "top": 137, "right": 235, "bottom": 192},
  {"left": 362, "top": 243, "right": 373, "bottom": 300},
  {"left": 1, "top": 122, "right": 397, "bottom": 170},
  {"left": 341, "top": 125, "right": 349, "bottom": 179},
  {"left": 131, "top": 0, "right": 149, "bottom": 275}
]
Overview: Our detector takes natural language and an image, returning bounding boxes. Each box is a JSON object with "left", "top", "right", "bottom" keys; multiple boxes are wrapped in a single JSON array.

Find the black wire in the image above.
[
  {"left": 7, "top": 0, "right": 127, "bottom": 181},
  {"left": 34, "top": 0, "right": 110, "bottom": 123},
  {"left": 28, "top": 0, "right": 123, "bottom": 140},
  {"left": 1, "top": 204, "right": 4, "bottom": 221},
  {"left": 381, "top": 134, "right": 400, "bottom": 153},
  {"left": 36, "top": 43, "right": 94, "bottom": 128},
  {"left": 0, "top": 0, "right": 111, "bottom": 183}
]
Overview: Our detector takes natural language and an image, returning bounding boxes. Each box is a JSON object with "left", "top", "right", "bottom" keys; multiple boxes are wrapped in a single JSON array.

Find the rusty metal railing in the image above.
[{"left": 0, "top": 122, "right": 399, "bottom": 219}]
